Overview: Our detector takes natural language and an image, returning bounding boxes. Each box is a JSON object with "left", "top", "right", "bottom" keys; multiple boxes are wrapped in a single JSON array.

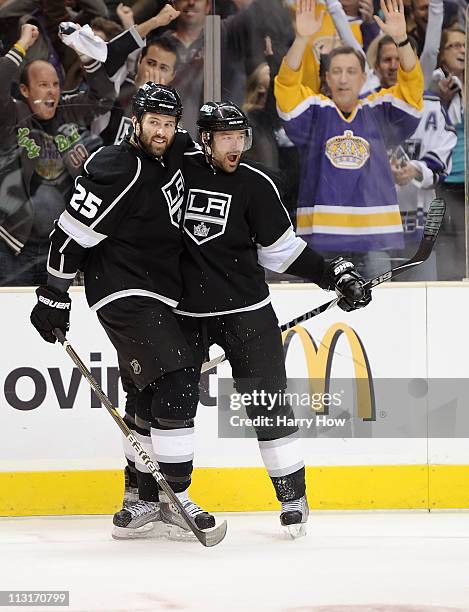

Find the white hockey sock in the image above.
[{"left": 258, "top": 433, "right": 305, "bottom": 479}]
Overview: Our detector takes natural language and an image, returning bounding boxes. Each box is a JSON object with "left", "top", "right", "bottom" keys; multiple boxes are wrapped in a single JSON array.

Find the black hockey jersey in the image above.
[
  {"left": 175, "top": 151, "right": 315, "bottom": 316},
  {"left": 47, "top": 137, "right": 187, "bottom": 311}
]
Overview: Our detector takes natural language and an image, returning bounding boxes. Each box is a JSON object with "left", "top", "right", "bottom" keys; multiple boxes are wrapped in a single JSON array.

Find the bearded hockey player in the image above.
[{"left": 30, "top": 83, "right": 216, "bottom": 536}]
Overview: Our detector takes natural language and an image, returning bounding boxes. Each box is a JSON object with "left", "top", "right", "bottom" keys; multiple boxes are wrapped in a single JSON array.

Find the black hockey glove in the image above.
[
  {"left": 322, "top": 257, "right": 372, "bottom": 312},
  {"left": 30, "top": 286, "right": 71, "bottom": 343}
]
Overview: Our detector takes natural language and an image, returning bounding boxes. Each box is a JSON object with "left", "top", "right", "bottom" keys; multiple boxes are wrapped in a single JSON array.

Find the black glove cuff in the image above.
[{"left": 284, "top": 246, "right": 326, "bottom": 284}]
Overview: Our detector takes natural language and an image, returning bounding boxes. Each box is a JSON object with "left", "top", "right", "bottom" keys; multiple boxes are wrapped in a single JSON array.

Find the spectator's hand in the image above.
[
  {"left": 374, "top": 0, "right": 407, "bottom": 42},
  {"left": 117, "top": 3, "right": 135, "bottom": 28},
  {"left": 153, "top": 3, "right": 180, "bottom": 28},
  {"left": 135, "top": 66, "right": 167, "bottom": 88},
  {"left": 358, "top": 0, "right": 374, "bottom": 23},
  {"left": 438, "top": 75, "right": 460, "bottom": 103},
  {"left": 391, "top": 160, "right": 421, "bottom": 185},
  {"left": 18, "top": 23, "right": 39, "bottom": 51},
  {"left": 295, "top": 0, "right": 324, "bottom": 39}
]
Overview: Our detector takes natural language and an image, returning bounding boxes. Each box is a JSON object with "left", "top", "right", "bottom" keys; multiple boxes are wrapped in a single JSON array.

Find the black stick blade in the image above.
[{"left": 422, "top": 198, "right": 446, "bottom": 244}]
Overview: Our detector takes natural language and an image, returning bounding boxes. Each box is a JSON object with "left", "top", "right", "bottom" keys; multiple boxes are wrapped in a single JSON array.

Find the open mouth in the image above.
[
  {"left": 227, "top": 154, "right": 239, "bottom": 163},
  {"left": 44, "top": 100, "right": 56, "bottom": 109}
]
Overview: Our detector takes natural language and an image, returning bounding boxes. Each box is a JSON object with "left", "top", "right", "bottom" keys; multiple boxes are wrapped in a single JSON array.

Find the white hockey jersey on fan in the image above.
[{"left": 394, "top": 92, "right": 457, "bottom": 214}]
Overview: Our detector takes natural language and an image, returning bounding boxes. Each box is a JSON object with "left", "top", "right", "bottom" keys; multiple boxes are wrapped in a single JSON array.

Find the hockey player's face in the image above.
[
  {"left": 210, "top": 131, "right": 245, "bottom": 173},
  {"left": 138, "top": 113, "right": 177, "bottom": 157},
  {"left": 326, "top": 54, "right": 366, "bottom": 114},
  {"left": 376, "top": 43, "right": 399, "bottom": 88},
  {"left": 20, "top": 61, "right": 60, "bottom": 121}
]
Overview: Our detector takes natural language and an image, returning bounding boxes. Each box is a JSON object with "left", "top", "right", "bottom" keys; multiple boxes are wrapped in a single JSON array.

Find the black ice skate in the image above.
[
  {"left": 112, "top": 500, "right": 161, "bottom": 539},
  {"left": 159, "top": 491, "right": 215, "bottom": 539},
  {"left": 280, "top": 495, "right": 309, "bottom": 539}
]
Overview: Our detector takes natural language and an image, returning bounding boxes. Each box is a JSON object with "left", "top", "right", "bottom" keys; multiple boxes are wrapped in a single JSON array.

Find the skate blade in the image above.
[
  {"left": 283, "top": 523, "right": 307, "bottom": 539},
  {"left": 162, "top": 522, "right": 198, "bottom": 542},
  {"left": 112, "top": 521, "right": 166, "bottom": 540}
]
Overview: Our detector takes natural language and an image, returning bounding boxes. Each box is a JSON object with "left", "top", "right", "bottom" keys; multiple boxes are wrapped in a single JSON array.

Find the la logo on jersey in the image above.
[
  {"left": 162, "top": 169, "right": 185, "bottom": 228},
  {"left": 184, "top": 189, "right": 232, "bottom": 245}
]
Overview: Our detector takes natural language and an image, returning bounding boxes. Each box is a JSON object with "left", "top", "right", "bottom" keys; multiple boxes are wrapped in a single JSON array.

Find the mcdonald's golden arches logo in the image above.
[{"left": 282, "top": 323, "right": 375, "bottom": 421}]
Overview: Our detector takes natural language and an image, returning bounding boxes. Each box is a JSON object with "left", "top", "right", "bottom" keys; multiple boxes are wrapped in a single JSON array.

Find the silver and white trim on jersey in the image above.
[
  {"left": 258, "top": 434, "right": 305, "bottom": 478},
  {"left": 151, "top": 426, "right": 195, "bottom": 464},
  {"left": 47, "top": 244, "right": 77, "bottom": 280},
  {"left": 174, "top": 295, "right": 271, "bottom": 317},
  {"left": 239, "top": 163, "right": 293, "bottom": 226},
  {"left": 58, "top": 210, "right": 107, "bottom": 248},
  {"left": 83, "top": 147, "right": 104, "bottom": 173},
  {"left": 91, "top": 289, "right": 178, "bottom": 312},
  {"left": 0, "top": 226, "right": 23, "bottom": 253},
  {"left": 5, "top": 48, "right": 23, "bottom": 67},
  {"left": 83, "top": 59, "right": 101, "bottom": 73},
  {"left": 257, "top": 228, "right": 307, "bottom": 273},
  {"left": 183, "top": 148, "right": 204, "bottom": 156}
]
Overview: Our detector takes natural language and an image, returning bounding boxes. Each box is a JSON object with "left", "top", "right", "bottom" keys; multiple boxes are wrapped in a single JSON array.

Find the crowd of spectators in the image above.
[{"left": 0, "top": 0, "right": 466, "bottom": 286}]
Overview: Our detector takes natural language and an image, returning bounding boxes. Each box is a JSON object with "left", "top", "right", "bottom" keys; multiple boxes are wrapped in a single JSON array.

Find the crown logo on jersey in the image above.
[
  {"left": 194, "top": 221, "right": 210, "bottom": 238},
  {"left": 325, "top": 130, "right": 370, "bottom": 169}
]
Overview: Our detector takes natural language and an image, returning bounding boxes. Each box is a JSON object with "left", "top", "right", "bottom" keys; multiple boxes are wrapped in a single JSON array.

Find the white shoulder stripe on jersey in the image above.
[
  {"left": 83, "top": 147, "right": 104, "bottom": 174},
  {"left": 184, "top": 150, "right": 204, "bottom": 156},
  {"left": 239, "top": 163, "right": 292, "bottom": 227},
  {"left": 257, "top": 227, "right": 306, "bottom": 273},
  {"left": 58, "top": 210, "right": 107, "bottom": 248}
]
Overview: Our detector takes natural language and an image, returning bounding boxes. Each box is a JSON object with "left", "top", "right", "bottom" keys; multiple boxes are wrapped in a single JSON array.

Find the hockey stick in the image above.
[
  {"left": 201, "top": 197, "right": 446, "bottom": 374},
  {"left": 54, "top": 328, "right": 227, "bottom": 548}
]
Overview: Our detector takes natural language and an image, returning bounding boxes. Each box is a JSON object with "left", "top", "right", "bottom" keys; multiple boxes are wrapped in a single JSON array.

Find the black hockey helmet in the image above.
[
  {"left": 132, "top": 82, "right": 183, "bottom": 121},
  {"left": 197, "top": 101, "right": 252, "bottom": 152}
]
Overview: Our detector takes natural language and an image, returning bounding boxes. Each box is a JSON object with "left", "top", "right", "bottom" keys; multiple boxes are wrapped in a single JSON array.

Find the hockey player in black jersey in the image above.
[
  {"left": 30, "top": 83, "right": 217, "bottom": 537},
  {"left": 172, "top": 102, "right": 372, "bottom": 537}
]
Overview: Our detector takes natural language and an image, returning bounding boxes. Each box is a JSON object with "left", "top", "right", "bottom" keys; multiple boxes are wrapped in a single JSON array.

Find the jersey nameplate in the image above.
[
  {"left": 183, "top": 189, "right": 232, "bottom": 245},
  {"left": 162, "top": 169, "right": 185, "bottom": 228}
]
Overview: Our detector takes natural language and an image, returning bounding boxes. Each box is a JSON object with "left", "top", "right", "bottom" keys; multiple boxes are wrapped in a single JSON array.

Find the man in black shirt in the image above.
[
  {"left": 172, "top": 102, "right": 372, "bottom": 537},
  {"left": 30, "top": 84, "right": 216, "bottom": 537}
]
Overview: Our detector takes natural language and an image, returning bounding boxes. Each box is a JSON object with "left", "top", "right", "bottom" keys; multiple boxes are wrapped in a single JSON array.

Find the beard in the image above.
[{"left": 139, "top": 132, "right": 170, "bottom": 158}]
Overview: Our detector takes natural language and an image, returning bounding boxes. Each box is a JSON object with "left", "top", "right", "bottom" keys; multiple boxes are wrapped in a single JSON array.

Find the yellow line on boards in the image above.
[{"left": 0, "top": 466, "right": 468, "bottom": 516}]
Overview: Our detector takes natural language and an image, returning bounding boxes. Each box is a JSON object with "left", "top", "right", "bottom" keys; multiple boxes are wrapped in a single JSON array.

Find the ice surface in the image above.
[{"left": 1, "top": 511, "right": 469, "bottom": 612}]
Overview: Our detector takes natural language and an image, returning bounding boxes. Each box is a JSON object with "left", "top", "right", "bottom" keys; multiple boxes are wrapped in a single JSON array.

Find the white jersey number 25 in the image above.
[{"left": 70, "top": 184, "right": 103, "bottom": 219}]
